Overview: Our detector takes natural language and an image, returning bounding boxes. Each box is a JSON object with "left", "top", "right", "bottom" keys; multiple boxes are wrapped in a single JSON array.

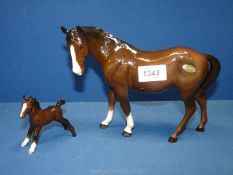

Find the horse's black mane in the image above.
[
  {"left": 81, "top": 26, "right": 104, "bottom": 33},
  {"left": 80, "top": 26, "right": 138, "bottom": 53},
  {"left": 81, "top": 26, "right": 121, "bottom": 42}
]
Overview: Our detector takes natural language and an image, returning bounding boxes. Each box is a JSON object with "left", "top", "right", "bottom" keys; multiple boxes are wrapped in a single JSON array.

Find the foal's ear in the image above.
[
  {"left": 29, "top": 97, "right": 35, "bottom": 102},
  {"left": 61, "top": 26, "right": 69, "bottom": 34},
  {"left": 23, "top": 95, "right": 26, "bottom": 100}
]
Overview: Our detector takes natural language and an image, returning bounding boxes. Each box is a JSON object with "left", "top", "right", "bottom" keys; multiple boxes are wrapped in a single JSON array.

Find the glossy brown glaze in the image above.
[
  {"left": 20, "top": 96, "right": 76, "bottom": 154},
  {"left": 61, "top": 26, "right": 221, "bottom": 142}
]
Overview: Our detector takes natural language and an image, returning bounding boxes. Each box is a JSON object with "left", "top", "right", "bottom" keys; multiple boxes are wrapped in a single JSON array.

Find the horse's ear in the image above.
[
  {"left": 76, "top": 26, "right": 84, "bottom": 33},
  {"left": 23, "top": 95, "right": 26, "bottom": 99},
  {"left": 61, "top": 26, "right": 69, "bottom": 34},
  {"left": 76, "top": 26, "right": 86, "bottom": 40}
]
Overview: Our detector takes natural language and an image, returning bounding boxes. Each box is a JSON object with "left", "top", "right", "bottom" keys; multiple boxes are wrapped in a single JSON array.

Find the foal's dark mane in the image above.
[{"left": 32, "top": 99, "right": 41, "bottom": 111}]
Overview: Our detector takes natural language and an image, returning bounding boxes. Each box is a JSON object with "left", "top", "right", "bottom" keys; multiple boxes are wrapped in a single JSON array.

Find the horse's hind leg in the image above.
[
  {"left": 100, "top": 88, "right": 116, "bottom": 129},
  {"left": 60, "top": 118, "right": 76, "bottom": 137},
  {"left": 21, "top": 126, "right": 34, "bottom": 147},
  {"left": 169, "top": 98, "right": 196, "bottom": 143},
  {"left": 195, "top": 90, "right": 207, "bottom": 132}
]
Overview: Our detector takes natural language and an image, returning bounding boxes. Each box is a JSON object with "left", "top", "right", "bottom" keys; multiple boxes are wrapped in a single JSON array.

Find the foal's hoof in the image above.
[
  {"left": 122, "top": 131, "right": 132, "bottom": 137},
  {"left": 28, "top": 151, "right": 34, "bottom": 155},
  {"left": 71, "top": 130, "right": 77, "bottom": 137},
  {"left": 168, "top": 136, "right": 177, "bottom": 143},
  {"left": 196, "top": 126, "right": 205, "bottom": 132},
  {"left": 99, "top": 123, "right": 108, "bottom": 129}
]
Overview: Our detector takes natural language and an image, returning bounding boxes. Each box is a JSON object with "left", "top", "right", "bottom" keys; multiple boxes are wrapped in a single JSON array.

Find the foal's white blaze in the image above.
[
  {"left": 21, "top": 137, "right": 30, "bottom": 147},
  {"left": 20, "top": 103, "right": 28, "bottom": 118},
  {"left": 70, "top": 45, "right": 82, "bottom": 75},
  {"left": 28, "top": 142, "right": 37, "bottom": 155},
  {"left": 124, "top": 113, "right": 134, "bottom": 134},
  {"left": 101, "top": 109, "right": 114, "bottom": 125}
]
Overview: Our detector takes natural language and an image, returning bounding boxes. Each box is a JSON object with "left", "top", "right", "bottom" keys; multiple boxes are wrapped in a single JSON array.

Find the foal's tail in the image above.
[
  {"left": 56, "top": 99, "right": 66, "bottom": 106},
  {"left": 199, "top": 54, "right": 221, "bottom": 92}
]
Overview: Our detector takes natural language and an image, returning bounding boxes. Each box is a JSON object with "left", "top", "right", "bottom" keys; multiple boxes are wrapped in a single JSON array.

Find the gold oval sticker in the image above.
[{"left": 182, "top": 64, "right": 196, "bottom": 73}]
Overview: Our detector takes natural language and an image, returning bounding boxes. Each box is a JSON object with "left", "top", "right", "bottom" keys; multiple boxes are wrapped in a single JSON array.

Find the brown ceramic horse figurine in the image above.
[
  {"left": 61, "top": 26, "right": 220, "bottom": 143},
  {"left": 20, "top": 95, "right": 76, "bottom": 154}
]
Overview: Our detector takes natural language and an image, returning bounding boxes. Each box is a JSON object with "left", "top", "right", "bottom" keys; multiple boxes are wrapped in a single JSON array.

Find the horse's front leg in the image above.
[
  {"left": 115, "top": 87, "right": 134, "bottom": 137},
  {"left": 100, "top": 88, "right": 116, "bottom": 128},
  {"left": 21, "top": 126, "right": 34, "bottom": 147},
  {"left": 28, "top": 126, "right": 41, "bottom": 155}
]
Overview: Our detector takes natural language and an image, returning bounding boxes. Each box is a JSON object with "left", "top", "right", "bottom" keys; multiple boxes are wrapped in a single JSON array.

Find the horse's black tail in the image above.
[
  {"left": 199, "top": 54, "right": 221, "bottom": 92},
  {"left": 56, "top": 99, "right": 66, "bottom": 106}
]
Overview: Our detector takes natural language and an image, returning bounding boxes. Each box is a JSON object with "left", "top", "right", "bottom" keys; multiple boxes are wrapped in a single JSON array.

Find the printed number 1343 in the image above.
[{"left": 144, "top": 70, "right": 159, "bottom": 77}]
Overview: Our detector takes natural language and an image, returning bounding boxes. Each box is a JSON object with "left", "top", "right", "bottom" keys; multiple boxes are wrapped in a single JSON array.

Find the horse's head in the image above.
[
  {"left": 20, "top": 95, "right": 37, "bottom": 119},
  {"left": 61, "top": 26, "right": 88, "bottom": 76}
]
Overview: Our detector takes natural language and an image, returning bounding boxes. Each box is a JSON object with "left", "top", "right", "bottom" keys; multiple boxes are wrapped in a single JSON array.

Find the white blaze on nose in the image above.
[
  {"left": 20, "top": 103, "right": 28, "bottom": 118},
  {"left": 70, "top": 45, "right": 82, "bottom": 75}
]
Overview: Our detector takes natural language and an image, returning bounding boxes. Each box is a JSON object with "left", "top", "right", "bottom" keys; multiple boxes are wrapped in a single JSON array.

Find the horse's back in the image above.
[
  {"left": 135, "top": 47, "right": 202, "bottom": 62},
  {"left": 127, "top": 47, "right": 209, "bottom": 92}
]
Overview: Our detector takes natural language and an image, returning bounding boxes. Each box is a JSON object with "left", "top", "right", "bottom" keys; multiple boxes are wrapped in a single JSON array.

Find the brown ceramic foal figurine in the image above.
[
  {"left": 61, "top": 26, "right": 220, "bottom": 143},
  {"left": 20, "top": 96, "right": 76, "bottom": 154}
]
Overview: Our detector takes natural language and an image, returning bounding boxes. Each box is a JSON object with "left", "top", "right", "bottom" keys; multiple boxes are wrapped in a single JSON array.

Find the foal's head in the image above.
[
  {"left": 61, "top": 26, "right": 89, "bottom": 76},
  {"left": 20, "top": 96, "right": 39, "bottom": 119}
]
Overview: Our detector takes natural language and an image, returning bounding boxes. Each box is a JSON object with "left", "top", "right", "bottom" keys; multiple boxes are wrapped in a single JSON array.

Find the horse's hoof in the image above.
[
  {"left": 122, "top": 131, "right": 132, "bottom": 137},
  {"left": 196, "top": 126, "right": 205, "bottom": 132},
  {"left": 168, "top": 136, "right": 177, "bottom": 143},
  {"left": 99, "top": 123, "right": 108, "bottom": 129}
]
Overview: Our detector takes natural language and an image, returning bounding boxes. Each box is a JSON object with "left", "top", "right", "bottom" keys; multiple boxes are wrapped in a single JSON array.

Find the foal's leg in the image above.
[
  {"left": 28, "top": 126, "right": 41, "bottom": 154},
  {"left": 21, "top": 126, "right": 34, "bottom": 147},
  {"left": 60, "top": 121, "right": 68, "bottom": 130},
  {"left": 100, "top": 88, "right": 116, "bottom": 128},
  {"left": 60, "top": 118, "right": 76, "bottom": 137},
  {"left": 169, "top": 99, "right": 197, "bottom": 143},
  {"left": 195, "top": 90, "right": 208, "bottom": 132},
  {"left": 115, "top": 87, "right": 134, "bottom": 137}
]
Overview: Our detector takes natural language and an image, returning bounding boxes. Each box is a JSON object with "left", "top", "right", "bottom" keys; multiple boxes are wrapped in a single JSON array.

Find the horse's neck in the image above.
[{"left": 84, "top": 28, "right": 119, "bottom": 65}]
